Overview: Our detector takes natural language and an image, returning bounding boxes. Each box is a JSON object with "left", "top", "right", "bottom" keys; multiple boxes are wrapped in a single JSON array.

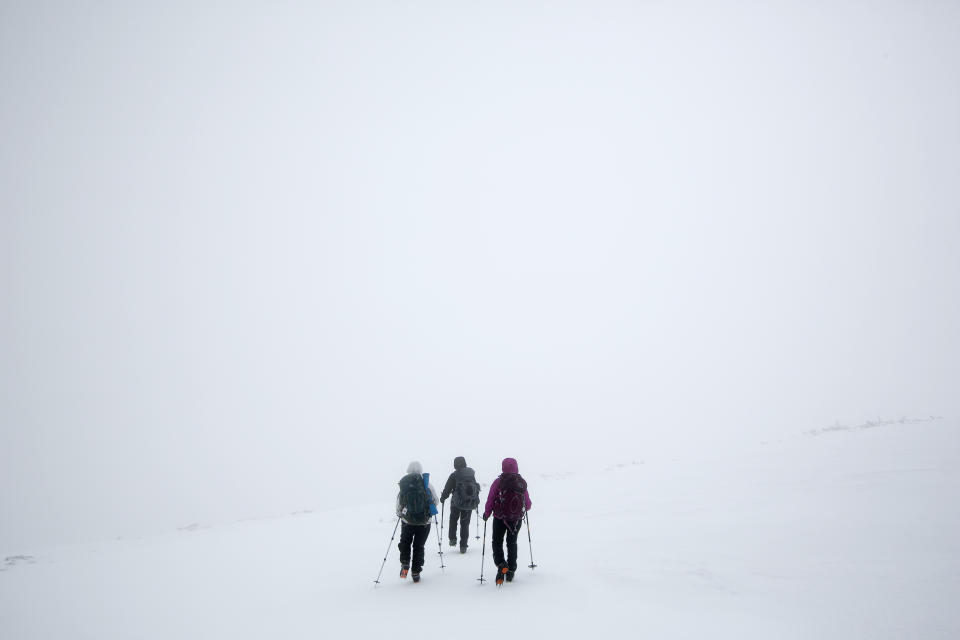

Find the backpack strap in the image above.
[{"left": 503, "top": 505, "right": 525, "bottom": 534}]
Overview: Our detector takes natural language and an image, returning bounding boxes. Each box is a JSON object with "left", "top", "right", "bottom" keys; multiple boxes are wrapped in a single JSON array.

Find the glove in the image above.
[{"left": 482, "top": 514, "right": 489, "bottom": 522}]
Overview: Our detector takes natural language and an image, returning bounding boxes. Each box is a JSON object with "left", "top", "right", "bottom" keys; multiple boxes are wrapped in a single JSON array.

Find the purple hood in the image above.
[{"left": 483, "top": 457, "right": 531, "bottom": 519}]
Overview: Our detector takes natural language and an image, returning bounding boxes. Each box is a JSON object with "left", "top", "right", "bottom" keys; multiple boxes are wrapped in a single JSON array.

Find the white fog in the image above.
[{"left": 1, "top": 2, "right": 958, "bottom": 638}]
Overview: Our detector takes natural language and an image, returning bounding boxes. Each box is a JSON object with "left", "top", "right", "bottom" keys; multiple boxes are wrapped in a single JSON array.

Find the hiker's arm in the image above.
[
  {"left": 482, "top": 478, "right": 499, "bottom": 519},
  {"left": 524, "top": 489, "right": 532, "bottom": 512},
  {"left": 440, "top": 473, "right": 456, "bottom": 502}
]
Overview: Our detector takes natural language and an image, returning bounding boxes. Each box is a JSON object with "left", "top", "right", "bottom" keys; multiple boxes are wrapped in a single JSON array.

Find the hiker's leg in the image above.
[
  {"left": 491, "top": 517, "right": 507, "bottom": 568},
  {"left": 506, "top": 519, "right": 522, "bottom": 571},
  {"left": 398, "top": 523, "right": 414, "bottom": 566},
  {"left": 412, "top": 523, "right": 431, "bottom": 573},
  {"left": 448, "top": 506, "right": 459, "bottom": 542},
  {"left": 459, "top": 507, "right": 472, "bottom": 544}
]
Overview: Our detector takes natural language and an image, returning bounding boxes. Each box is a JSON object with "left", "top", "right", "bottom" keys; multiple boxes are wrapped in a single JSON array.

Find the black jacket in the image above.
[{"left": 440, "top": 456, "right": 479, "bottom": 509}]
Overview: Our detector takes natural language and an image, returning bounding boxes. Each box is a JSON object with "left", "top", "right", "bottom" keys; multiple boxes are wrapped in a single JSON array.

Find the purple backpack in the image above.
[{"left": 493, "top": 473, "right": 527, "bottom": 521}]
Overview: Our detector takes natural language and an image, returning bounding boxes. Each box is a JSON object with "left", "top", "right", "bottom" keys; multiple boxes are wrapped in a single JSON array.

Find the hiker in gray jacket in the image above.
[
  {"left": 395, "top": 461, "right": 439, "bottom": 582},
  {"left": 439, "top": 456, "right": 480, "bottom": 553}
]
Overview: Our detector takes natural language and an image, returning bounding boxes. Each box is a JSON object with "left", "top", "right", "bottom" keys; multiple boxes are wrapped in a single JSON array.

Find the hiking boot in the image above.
[
  {"left": 505, "top": 569, "right": 515, "bottom": 582},
  {"left": 412, "top": 573, "right": 421, "bottom": 583},
  {"left": 495, "top": 564, "right": 508, "bottom": 586},
  {"left": 399, "top": 564, "right": 409, "bottom": 579},
  {"left": 460, "top": 546, "right": 468, "bottom": 554},
  {"left": 448, "top": 539, "right": 457, "bottom": 547}
]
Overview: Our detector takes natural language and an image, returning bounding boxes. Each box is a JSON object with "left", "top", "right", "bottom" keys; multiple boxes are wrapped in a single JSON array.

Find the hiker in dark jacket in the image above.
[
  {"left": 482, "top": 457, "right": 532, "bottom": 584},
  {"left": 396, "top": 461, "right": 439, "bottom": 583},
  {"left": 439, "top": 456, "right": 480, "bottom": 553}
]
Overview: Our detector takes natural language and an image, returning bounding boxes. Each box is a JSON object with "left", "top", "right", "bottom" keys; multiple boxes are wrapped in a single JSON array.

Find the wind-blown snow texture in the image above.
[{"left": 2, "top": 418, "right": 957, "bottom": 639}]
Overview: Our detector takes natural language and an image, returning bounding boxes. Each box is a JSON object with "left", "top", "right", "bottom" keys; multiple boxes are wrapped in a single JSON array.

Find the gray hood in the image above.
[{"left": 397, "top": 461, "right": 439, "bottom": 523}]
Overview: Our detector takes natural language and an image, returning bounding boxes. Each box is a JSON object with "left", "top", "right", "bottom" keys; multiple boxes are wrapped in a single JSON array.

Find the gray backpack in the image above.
[{"left": 453, "top": 470, "right": 480, "bottom": 510}]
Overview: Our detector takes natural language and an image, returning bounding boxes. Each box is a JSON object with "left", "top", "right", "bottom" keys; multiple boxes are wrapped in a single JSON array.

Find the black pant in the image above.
[
  {"left": 398, "top": 522, "right": 431, "bottom": 573},
  {"left": 491, "top": 517, "right": 522, "bottom": 571},
  {"left": 448, "top": 506, "right": 473, "bottom": 545}
]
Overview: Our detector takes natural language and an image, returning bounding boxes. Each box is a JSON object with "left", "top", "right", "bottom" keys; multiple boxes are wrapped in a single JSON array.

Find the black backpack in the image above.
[
  {"left": 493, "top": 473, "right": 527, "bottom": 522},
  {"left": 453, "top": 473, "right": 480, "bottom": 510},
  {"left": 397, "top": 473, "right": 431, "bottom": 525}
]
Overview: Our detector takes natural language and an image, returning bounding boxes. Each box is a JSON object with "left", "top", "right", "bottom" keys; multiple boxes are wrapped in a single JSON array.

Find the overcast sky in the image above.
[{"left": 2, "top": 1, "right": 958, "bottom": 551}]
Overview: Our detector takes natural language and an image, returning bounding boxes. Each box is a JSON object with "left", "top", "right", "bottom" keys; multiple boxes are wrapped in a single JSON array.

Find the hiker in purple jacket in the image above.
[{"left": 482, "top": 457, "right": 532, "bottom": 584}]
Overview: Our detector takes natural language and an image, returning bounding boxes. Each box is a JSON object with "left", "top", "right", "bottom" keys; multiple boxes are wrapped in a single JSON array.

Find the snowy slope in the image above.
[{"left": 2, "top": 418, "right": 957, "bottom": 639}]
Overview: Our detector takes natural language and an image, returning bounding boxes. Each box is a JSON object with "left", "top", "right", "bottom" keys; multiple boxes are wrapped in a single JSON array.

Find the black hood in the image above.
[{"left": 453, "top": 456, "right": 466, "bottom": 470}]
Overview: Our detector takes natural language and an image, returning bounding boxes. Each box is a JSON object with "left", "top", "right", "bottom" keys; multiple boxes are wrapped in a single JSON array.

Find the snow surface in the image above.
[{"left": 2, "top": 418, "right": 958, "bottom": 639}]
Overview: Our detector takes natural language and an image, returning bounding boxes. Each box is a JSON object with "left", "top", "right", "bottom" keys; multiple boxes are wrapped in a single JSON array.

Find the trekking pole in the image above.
[
  {"left": 439, "top": 501, "right": 445, "bottom": 553},
  {"left": 524, "top": 511, "right": 537, "bottom": 570},
  {"left": 477, "top": 518, "right": 487, "bottom": 584},
  {"left": 475, "top": 506, "right": 480, "bottom": 540},
  {"left": 374, "top": 517, "right": 401, "bottom": 585},
  {"left": 433, "top": 515, "right": 446, "bottom": 570}
]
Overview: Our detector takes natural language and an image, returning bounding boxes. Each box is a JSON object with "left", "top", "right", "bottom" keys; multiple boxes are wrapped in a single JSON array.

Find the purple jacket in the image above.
[{"left": 483, "top": 457, "right": 532, "bottom": 520}]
